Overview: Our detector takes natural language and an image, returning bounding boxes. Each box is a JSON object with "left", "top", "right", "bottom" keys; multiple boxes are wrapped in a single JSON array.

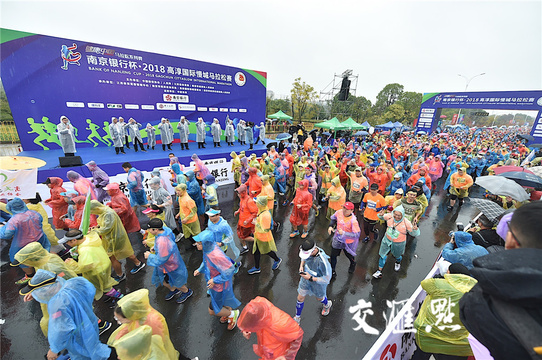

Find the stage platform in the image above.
[{"left": 18, "top": 140, "right": 271, "bottom": 183}]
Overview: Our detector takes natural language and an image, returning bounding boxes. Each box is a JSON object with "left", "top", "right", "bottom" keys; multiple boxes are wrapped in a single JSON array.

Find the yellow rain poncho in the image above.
[
  {"left": 65, "top": 231, "right": 117, "bottom": 300},
  {"left": 108, "top": 289, "right": 179, "bottom": 360},
  {"left": 414, "top": 273, "right": 478, "bottom": 356},
  {"left": 89, "top": 200, "right": 134, "bottom": 260},
  {"left": 14, "top": 242, "right": 78, "bottom": 336},
  {"left": 113, "top": 325, "right": 169, "bottom": 360},
  {"left": 26, "top": 203, "right": 59, "bottom": 246}
]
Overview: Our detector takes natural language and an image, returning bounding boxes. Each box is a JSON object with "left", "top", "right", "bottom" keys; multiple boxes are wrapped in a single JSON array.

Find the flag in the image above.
[{"left": 79, "top": 189, "right": 92, "bottom": 235}]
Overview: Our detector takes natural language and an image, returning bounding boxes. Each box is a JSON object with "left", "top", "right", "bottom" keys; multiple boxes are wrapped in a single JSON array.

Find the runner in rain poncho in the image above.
[
  {"left": 112, "top": 325, "right": 169, "bottom": 360},
  {"left": 85, "top": 160, "right": 110, "bottom": 203},
  {"left": 259, "top": 175, "right": 276, "bottom": 216},
  {"left": 67, "top": 170, "right": 97, "bottom": 200},
  {"left": 110, "top": 117, "right": 126, "bottom": 154},
  {"left": 203, "top": 174, "right": 219, "bottom": 211},
  {"left": 289, "top": 179, "right": 313, "bottom": 239},
  {"left": 175, "top": 184, "right": 201, "bottom": 249},
  {"left": 225, "top": 119, "right": 235, "bottom": 146},
  {"left": 148, "top": 178, "right": 176, "bottom": 231},
  {"left": 13, "top": 242, "right": 77, "bottom": 336},
  {"left": 231, "top": 152, "right": 242, "bottom": 185},
  {"left": 0, "top": 198, "right": 50, "bottom": 282},
  {"left": 326, "top": 177, "right": 346, "bottom": 220},
  {"left": 238, "top": 296, "right": 304, "bottom": 360},
  {"left": 63, "top": 230, "right": 120, "bottom": 300},
  {"left": 20, "top": 270, "right": 112, "bottom": 360},
  {"left": 184, "top": 170, "right": 205, "bottom": 216},
  {"left": 170, "top": 163, "right": 186, "bottom": 187},
  {"left": 273, "top": 158, "right": 287, "bottom": 195},
  {"left": 194, "top": 230, "right": 241, "bottom": 330},
  {"left": 373, "top": 205, "right": 420, "bottom": 279},
  {"left": 57, "top": 115, "right": 76, "bottom": 155},
  {"left": 206, "top": 208, "right": 240, "bottom": 262},
  {"left": 44, "top": 177, "right": 68, "bottom": 230},
  {"left": 240, "top": 156, "right": 250, "bottom": 184},
  {"left": 108, "top": 289, "right": 180, "bottom": 360},
  {"left": 105, "top": 183, "right": 141, "bottom": 233},
  {"left": 144, "top": 218, "right": 192, "bottom": 303},
  {"left": 177, "top": 116, "right": 190, "bottom": 150},
  {"left": 24, "top": 194, "right": 59, "bottom": 246},
  {"left": 294, "top": 239, "right": 333, "bottom": 324},
  {"left": 191, "top": 154, "right": 210, "bottom": 181},
  {"left": 146, "top": 123, "right": 156, "bottom": 150},
  {"left": 63, "top": 196, "right": 98, "bottom": 230},
  {"left": 196, "top": 117, "right": 206, "bottom": 148},
  {"left": 121, "top": 163, "right": 148, "bottom": 208},
  {"left": 211, "top": 118, "right": 222, "bottom": 147},
  {"left": 245, "top": 167, "right": 262, "bottom": 196},
  {"left": 89, "top": 200, "right": 143, "bottom": 280}
]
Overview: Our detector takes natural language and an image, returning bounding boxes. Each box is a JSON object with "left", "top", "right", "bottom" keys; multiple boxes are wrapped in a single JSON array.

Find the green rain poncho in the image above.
[
  {"left": 112, "top": 325, "right": 169, "bottom": 360},
  {"left": 90, "top": 200, "right": 134, "bottom": 260},
  {"left": 414, "top": 273, "right": 478, "bottom": 356},
  {"left": 108, "top": 289, "right": 178, "bottom": 360},
  {"left": 14, "top": 242, "right": 78, "bottom": 336},
  {"left": 65, "top": 231, "right": 118, "bottom": 300}
]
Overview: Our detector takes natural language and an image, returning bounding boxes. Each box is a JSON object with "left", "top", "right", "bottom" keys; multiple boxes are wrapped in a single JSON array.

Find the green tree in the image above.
[
  {"left": 382, "top": 103, "right": 406, "bottom": 123},
  {"left": 397, "top": 91, "right": 422, "bottom": 124},
  {"left": 291, "top": 78, "right": 318, "bottom": 121},
  {"left": 267, "top": 97, "right": 291, "bottom": 116},
  {"left": 373, "top": 83, "right": 404, "bottom": 115},
  {"left": 350, "top": 96, "right": 372, "bottom": 121}
]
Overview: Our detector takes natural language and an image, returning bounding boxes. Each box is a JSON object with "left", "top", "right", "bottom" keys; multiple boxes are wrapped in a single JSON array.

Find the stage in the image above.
[{"left": 19, "top": 140, "right": 271, "bottom": 183}]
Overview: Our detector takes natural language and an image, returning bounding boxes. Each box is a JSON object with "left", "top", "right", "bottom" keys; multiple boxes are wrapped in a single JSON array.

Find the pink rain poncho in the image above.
[
  {"left": 67, "top": 170, "right": 97, "bottom": 200},
  {"left": 44, "top": 177, "right": 68, "bottom": 229},
  {"left": 191, "top": 154, "right": 210, "bottom": 181},
  {"left": 106, "top": 183, "right": 141, "bottom": 233},
  {"left": 0, "top": 198, "right": 50, "bottom": 266},
  {"left": 194, "top": 230, "right": 241, "bottom": 314}
]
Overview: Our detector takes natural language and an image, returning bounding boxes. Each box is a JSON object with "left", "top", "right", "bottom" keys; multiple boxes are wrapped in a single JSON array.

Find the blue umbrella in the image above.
[
  {"left": 354, "top": 131, "right": 369, "bottom": 136},
  {"left": 275, "top": 133, "right": 292, "bottom": 141}
]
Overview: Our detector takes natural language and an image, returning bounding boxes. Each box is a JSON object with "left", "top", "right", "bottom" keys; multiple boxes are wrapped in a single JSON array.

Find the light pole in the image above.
[{"left": 458, "top": 73, "right": 486, "bottom": 91}]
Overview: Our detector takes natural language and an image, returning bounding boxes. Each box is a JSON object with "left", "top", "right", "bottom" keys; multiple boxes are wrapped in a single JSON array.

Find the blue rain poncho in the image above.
[
  {"left": 126, "top": 167, "right": 147, "bottom": 207},
  {"left": 185, "top": 170, "right": 205, "bottom": 215},
  {"left": 297, "top": 247, "right": 332, "bottom": 298},
  {"left": 170, "top": 163, "right": 186, "bottom": 186},
  {"left": 195, "top": 230, "right": 241, "bottom": 313},
  {"left": 31, "top": 270, "right": 111, "bottom": 360},
  {"left": 0, "top": 198, "right": 50, "bottom": 267},
  {"left": 442, "top": 231, "right": 489, "bottom": 270},
  {"left": 203, "top": 174, "right": 219, "bottom": 211},
  {"left": 147, "top": 227, "right": 188, "bottom": 289},
  {"left": 206, "top": 216, "right": 240, "bottom": 260}
]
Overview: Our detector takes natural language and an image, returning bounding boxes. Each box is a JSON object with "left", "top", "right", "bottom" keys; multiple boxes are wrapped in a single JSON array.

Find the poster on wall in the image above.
[{"left": 0, "top": 28, "right": 267, "bottom": 151}]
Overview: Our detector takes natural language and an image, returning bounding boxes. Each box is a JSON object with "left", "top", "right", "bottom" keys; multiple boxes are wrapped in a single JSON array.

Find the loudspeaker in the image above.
[
  {"left": 338, "top": 77, "right": 351, "bottom": 101},
  {"left": 59, "top": 156, "right": 83, "bottom": 167}
]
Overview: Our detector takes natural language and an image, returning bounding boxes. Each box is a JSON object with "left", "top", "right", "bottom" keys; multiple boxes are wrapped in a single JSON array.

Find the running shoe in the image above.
[
  {"left": 290, "top": 230, "right": 300, "bottom": 238},
  {"left": 239, "top": 247, "right": 250, "bottom": 255},
  {"left": 274, "top": 221, "right": 282, "bottom": 232},
  {"left": 113, "top": 273, "right": 126, "bottom": 283},
  {"left": 234, "top": 261, "right": 242, "bottom": 274},
  {"left": 165, "top": 289, "right": 181, "bottom": 301},
  {"left": 394, "top": 263, "right": 401, "bottom": 272},
  {"left": 293, "top": 315, "right": 301, "bottom": 324},
  {"left": 98, "top": 320, "right": 112, "bottom": 335},
  {"left": 362, "top": 236, "right": 370, "bottom": 243},
  {"left": 175, "top": 232, "right": 184, "bottom": 243},
  {"left": 220, "top": 316, "right": 228, "bottom": 324},
  {"left": 247, "top": 267, "right": 261, "bottom": 275},
  {"left": 105, "top": 288, "right": 124, "bottom": 299},
  {"left": 227, "top": 310, "right": 239, "bottom": 330},
  {"left": 321, "top": 300, "right": 332, "bottom": 316},
  {"left": 15, "top": 275, "right": 31, "bottom": 285},
  {"left": 272, "top": 258, "right": 282, "bottom": 270},
  {"left": 301, "top": 231, "right": 309, "bottom": 239},
  {"left": 348, "top": 261, "right": 356, "bottom": 274},
  {"left": 176, "top": 288, "right": 193, "bottom": 304},
  {"left": 130, "top": 262, "right": 146, "bottom": 274},
  {"left": 372, "top": 270, "right": 383, "bottom": 279}
]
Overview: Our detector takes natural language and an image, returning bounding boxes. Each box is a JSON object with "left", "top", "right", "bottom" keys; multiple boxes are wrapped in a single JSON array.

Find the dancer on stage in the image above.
[{"left": 177, "top": 116, "right": 190, "bottom": 150}]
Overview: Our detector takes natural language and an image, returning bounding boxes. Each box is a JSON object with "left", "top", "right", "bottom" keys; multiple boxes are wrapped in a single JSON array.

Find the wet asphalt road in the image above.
[{"left": 1, "top": 179, "right": 481, "bottom": 360}]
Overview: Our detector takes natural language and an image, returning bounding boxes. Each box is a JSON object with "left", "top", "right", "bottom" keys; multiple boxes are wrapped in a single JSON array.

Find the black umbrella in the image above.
[
  {"left": 518, "top": 134, "right": 535, "bottom": 141},
  {"left": 497, "top": 171, "right": 542, "bottom": 188},
  {"left": 469, "top": 198, "right": 506, "bottom": 225},
  {"left": 529, "top": 143, "right": 542, "bottom": 149}
]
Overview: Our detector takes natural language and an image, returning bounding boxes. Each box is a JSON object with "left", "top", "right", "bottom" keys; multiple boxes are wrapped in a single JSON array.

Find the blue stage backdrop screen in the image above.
[{"left": 0, "top": 28, "right": 267, "bottom": 151}]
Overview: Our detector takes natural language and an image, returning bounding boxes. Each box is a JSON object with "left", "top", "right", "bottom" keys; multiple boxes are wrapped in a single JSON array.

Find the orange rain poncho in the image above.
[
  {"left": 108, "top": 289, "right": 178, "bottom": 360},
  {"left": 289, "top": 179, "right": 313, "bottom": 227},
  {"left": 246, "top": 167, "right": 263, "bottom": 196},
  {"left": 238, "top": 296, "right": 303, "bottom": 360},
  {"left": 44, "top": 177, "right": 68, "bottom": 229}
]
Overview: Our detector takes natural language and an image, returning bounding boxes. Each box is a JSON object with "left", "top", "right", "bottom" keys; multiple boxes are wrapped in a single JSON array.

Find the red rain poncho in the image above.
[
  {"left": 245, "top": 167, "right": 262, "bottom": 196},
  {"left": 44, "top": 177, "right": 68, "bottom": 229},
  {"left": 238, "top": 296, "right": 303, "bottom": 360},
  {"left": 63, "top": 196, "right": 97, "bottom": 230},
  {"left": 106, "top": 183, "right": 141, "bottom": 233},
  {"left": 289, "top": 179, "right": 313, "bottom": 227}
]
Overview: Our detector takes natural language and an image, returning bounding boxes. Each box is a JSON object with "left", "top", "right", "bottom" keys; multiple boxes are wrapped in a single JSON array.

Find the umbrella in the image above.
[
  {"left": 529, "top": 166, "right": 542, "bottom": 178},
  {"left": 497, "top": 171, "right": 542, "bottom": 188},
  {"left": 417, "top": 131, "right": 427, "bottom": 135},
  {"left": 493, "top": 166, "right": 534, "bottom": 175},
  {"left": 518, "top": 134, "right": 535, "bottom": 141},
  {"left": 0, "top": 156, "right": 47, "bottom": 170},
  {"left": 469, "top": 198, "right": 507, "bottom": 225},
  {"left": 440, "top": 115, "right": 447, "bottom": 119},
  {"left": 529, "top": 144, "right": 542, "bottom": 149},
  {"left": 322, "top": 132, "right": 331, "bottom": 136},
  {"left": 354, "top": 131, "right": 369, "bottom": 136},
  {"left": 275, "top": 133, "right": 292, "bottom": 141},
  {"left": 475, "top": 176, "right": 530, "bottom": 202}
]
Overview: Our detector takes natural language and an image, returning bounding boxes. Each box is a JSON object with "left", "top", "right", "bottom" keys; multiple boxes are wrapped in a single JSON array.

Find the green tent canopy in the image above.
[
  {"left": 267, "top": 110, "right": 293, "bottom": 120},
  {"left": 340, "top": 118, "right": 367, "bottom": 130},
  {"left": 314, "top": 117, "right": 347, "bottom": 130}
]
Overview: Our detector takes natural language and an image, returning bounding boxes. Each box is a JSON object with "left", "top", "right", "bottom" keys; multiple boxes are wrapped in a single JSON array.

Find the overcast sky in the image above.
[{"left": 2, "top": 0, "right": 541, "bottom": 103}]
